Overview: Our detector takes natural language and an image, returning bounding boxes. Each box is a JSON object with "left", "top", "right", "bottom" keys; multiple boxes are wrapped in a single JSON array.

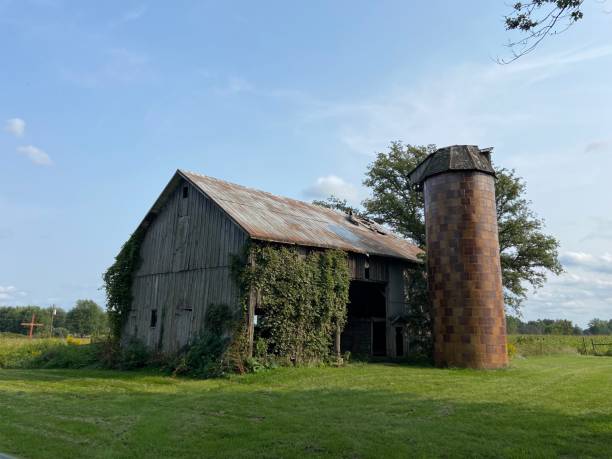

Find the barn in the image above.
[{"left": 121, "top": 170, "right": 422, "bottom": 358}]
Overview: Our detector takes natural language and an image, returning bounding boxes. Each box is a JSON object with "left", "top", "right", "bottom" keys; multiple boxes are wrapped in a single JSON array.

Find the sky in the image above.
[{"left": 1, "top": 1, "right": 611, "bottom": 327}]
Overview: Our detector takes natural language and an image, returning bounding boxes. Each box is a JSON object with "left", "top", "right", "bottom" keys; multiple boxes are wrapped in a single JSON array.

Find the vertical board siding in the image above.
[
  {"left": 386, "top": 260, "right": 411, "bottom": 357},
  {"left": 124, "top": 179, "right": 248, "bottom": 353},
  {"left": 387, "top": 260, "right": 409, "bottom": 315},
  {"left": 347, "top": 254, "right": 388, "bottom": 282}
]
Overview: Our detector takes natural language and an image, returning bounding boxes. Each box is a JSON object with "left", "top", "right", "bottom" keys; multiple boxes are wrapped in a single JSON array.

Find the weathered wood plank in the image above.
[{"left": 126, "top": 178, "right": 248, "bottom": 353}]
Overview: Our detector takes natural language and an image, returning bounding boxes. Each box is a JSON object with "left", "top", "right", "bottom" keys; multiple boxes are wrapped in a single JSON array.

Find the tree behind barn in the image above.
[
  {"left": 66, "top": 300, "right": 108, "bottom": 337},
  {"left": 314, "top": 142, "right": 563, "bottom": 314}
]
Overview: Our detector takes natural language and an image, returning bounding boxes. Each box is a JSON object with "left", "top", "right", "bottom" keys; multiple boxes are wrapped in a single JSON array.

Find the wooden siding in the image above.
[
  {"left": 124, "top": 179, "right": 249, "bottom": 353},
  {"left": 347, "top": 254, "right": 388, "bottom": 282},
  {"left": 386, "top": 259, "right": 412, "bottom": 357}
]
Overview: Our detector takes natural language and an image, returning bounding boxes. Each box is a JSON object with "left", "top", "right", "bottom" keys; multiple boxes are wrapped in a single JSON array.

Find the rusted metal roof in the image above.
[
  {"left": 408, "top": 145, "right": 495, "bottom": 188},
  {"left": 178, "top": 170, "right": 422, "bottom": 262}
]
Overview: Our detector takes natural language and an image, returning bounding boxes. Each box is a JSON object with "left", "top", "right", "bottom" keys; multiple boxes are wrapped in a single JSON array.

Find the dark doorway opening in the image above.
[
  {"left": 347, "top": 281, "right": 386, "bottom": 317},
  {"left": 395, "top": 327, "right": 404, "bottom": 357},
  {"left": 372, "top": 321, "right": 386, "bottom": 356},
  {"left": 341, "top": 281, "right": 386, "bottom": 356}
]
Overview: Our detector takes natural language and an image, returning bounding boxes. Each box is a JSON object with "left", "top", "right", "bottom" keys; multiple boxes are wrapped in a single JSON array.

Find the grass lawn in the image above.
[{"left": 0, "top": 355, "right": 611, "bottom": 458}]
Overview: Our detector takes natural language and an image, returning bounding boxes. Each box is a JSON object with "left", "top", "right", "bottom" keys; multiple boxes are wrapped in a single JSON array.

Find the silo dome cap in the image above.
[{"left": 407, "top": 145, "right": 495, "bottom": 188}]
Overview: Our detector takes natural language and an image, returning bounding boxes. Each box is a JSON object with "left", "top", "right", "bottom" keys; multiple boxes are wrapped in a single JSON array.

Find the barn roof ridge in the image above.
[
  {"left": 178, "top": 169, "right": 345, "bottom": 225},
  {"left": 140, "top": 169, "right": 422, "bottom": 263}
]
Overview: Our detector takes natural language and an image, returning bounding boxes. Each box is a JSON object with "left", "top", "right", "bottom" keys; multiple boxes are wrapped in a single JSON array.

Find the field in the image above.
[
  {"left": 508, "top": 334, "right": 612, "bottom": 356},
  {"left": 0, "top": 335, "right": 93, "bottom": 370},
  {"left": 1, "top": 353, "right": 611, "bottom": 458}
]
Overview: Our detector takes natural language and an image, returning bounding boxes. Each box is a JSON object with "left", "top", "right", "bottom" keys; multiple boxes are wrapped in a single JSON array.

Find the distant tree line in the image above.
[
  {"left": 0, "top": 300, "right": 107, "bottom": 337},
  {"left": 506, "top": 316, "right": 612, "bottom": 336}
]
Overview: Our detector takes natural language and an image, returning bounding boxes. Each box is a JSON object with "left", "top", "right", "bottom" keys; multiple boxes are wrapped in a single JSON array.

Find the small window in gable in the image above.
[{"left": 182, "top": 186, "right": 189, "bottom": 199}]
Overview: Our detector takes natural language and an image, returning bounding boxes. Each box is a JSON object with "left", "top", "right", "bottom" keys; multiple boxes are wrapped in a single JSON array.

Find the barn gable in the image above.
[{"left": 124, "top": 175, "right": 248, "bottom": 353}]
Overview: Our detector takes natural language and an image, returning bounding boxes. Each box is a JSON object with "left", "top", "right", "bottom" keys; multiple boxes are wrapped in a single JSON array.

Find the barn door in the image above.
[{"left": 175, "top": 307, "right": 193, "bottom": 350}]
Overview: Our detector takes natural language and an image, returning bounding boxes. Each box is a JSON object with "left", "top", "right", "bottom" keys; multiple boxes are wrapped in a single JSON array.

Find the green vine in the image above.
[
  {"left": 238, "top": 244, "right": 350, "bottom": 364},
  {"left": 172, "top": 303, "right": 242, "bottom": 378},
  {"left": 403, "top": 257, "right": 433, "bottom": 360},
  {"left": 102, "top": 227, "right": 146, "bottom": 341}
]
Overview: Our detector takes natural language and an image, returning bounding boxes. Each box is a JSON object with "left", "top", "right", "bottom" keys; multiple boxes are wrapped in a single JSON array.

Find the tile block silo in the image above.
[{"left": 408, "top": 145, "right": 508, "bottom": 369}]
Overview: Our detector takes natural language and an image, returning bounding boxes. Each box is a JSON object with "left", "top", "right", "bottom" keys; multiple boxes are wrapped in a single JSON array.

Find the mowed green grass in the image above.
[{"left": 0, "top": 356, "right": 611, "bottom": 458}]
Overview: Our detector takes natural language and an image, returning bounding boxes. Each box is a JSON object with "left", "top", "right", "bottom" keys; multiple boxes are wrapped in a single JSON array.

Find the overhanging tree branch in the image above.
[{"left": 499, "top": 0, "right": 585, "bottom": 64}]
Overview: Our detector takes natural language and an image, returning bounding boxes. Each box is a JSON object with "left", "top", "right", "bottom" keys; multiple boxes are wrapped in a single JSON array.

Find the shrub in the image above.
[
  {"left": 118, "top": 339, "right": 151, "bottom": 370},
  {"left": 171, "top": 304, "right": 240, "bottom": 378},
  {"left": 0, "top": 338, "right": 54, "bottom": 368},
  {"left": 180, "top": 333, "right": 229, "bottom": 378},
  {"left": 33, "top": 343, "right": 100, "bottom": 369},
  {"left": 53, "top": 327, "right": 69, "bottom": 338},
  {"left": 507, "top": 342, "right": 517, "bottom": 359},
  {"left": 66, "top": 335, "right": 89, "bottom": 346}
]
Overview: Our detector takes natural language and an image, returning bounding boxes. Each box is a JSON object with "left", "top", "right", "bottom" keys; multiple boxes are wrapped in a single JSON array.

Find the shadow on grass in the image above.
[
  {"left": 0, "top": 368, "right": 610, "bottom": 458},
  {"left": 0, "top": 367, "right": 166, "bottom": 382}
]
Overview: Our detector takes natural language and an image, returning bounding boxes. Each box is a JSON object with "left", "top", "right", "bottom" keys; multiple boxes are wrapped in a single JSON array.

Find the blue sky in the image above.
[{"left": 1, "top": 1, "right": 611, "bottom": 327}]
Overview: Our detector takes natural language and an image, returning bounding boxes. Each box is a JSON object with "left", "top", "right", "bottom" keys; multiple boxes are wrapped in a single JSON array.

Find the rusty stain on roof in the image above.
[{"left": 175, "top": 170, "right": 422, "bottom": 262}]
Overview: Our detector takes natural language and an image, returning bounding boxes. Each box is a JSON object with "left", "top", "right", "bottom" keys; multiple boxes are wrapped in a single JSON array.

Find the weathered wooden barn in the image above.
[{"left": 122, "top": 170, "right": 422, "bottom": 357}]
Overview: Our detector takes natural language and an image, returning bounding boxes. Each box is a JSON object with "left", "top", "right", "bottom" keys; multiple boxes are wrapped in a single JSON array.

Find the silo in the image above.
[{"left": 408, "top": 145, "right": 508, "bottom": 369}]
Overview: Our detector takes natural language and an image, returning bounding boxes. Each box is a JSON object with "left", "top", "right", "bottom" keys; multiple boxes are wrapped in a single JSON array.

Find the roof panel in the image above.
[{"left": 179, "top": 170, "right": 421, "bottom": 262}]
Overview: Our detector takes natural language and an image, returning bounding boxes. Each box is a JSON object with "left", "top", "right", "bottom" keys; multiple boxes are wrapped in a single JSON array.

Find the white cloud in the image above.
[
  {"left": 525, "top": 275, "right": 612, "bottom": 326},
  {"left": 61, "top": 48, "right": 150, "bottom": 87},
  {"left": 285, "top": 45, "right": 612, "bottom": 156},
  {"left": 213, "top": 77, "right": 254, "bottom": 95},
  {"left": 303, "top": 175, "right": 360, "bottom": 203},
  {"left": 523, "top": 250, "right": 612, "bottom": 326},
  {"left": 108, "top": 5, "right": 148, "bottom": 28},
  {"left": 561, "top": 251, "right": 612, "bottom": 274},
  {"left": 17, "top": 145, "right": 53, "bottom": 166},
  {"left": 120, "top": 5, "right": 147, "bottom": 23},
  {"left": 4, "top": 118, "right": 25, "bottom": 137},
  {"left": 0, "top": 285, "right": 27, "bottom": 304},
  {"left": 582, "top": 218, "right": 612, "bottom": 242},
  {"left": 493, "top": 44, "right": 612, "bottom": 78},
  {"left": 585, "top": 140, "right": 610, "bottom": 154},
  {"left": 0, "top": 286, "right": 16, "bottom": 300}
]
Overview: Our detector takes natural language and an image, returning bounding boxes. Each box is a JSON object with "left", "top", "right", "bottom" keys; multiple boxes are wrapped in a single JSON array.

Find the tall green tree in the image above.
[
  {"left": 362, "top": 144, "right": 435, "bottom": 247},
  {"left": 586, "top": 318, "right": 612, "bottom": 335},
  {"left": 66, "top": 300, "right": 108, "bottom": 336},
  {"left": 493, "top": 169, "right": 563, "bottom": 310},
  {"left": 315, "top": 142, "right": 563, "bottom": 313}
]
